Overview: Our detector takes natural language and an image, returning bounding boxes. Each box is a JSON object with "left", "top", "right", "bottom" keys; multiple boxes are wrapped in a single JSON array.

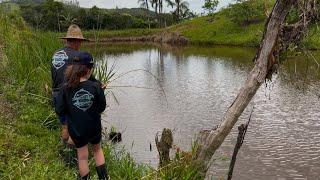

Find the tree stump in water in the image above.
[{"left": 155, "top": 128, "right": 173, "bottom": 167}]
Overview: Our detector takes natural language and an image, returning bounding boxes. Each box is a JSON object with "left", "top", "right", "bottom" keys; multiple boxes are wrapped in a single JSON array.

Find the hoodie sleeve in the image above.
[
  {"left": 96, "top": 85, "right": 106, "bottom": 114},
  {"left": 55, "top": 86, "right": 67, "bottom": 116}
]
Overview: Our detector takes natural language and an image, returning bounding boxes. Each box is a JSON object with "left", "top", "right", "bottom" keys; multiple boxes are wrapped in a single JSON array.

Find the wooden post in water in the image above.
[{"left": 155, "top": 128, "right": 173, "bottom": 167}]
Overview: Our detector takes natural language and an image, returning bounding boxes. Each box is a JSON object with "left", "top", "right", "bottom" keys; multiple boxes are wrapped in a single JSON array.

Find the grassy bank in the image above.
[
  {"left": 169, "top": 14, "right": 264, "bottom": 47},
  {"left": 0, "top": 12, "right": 151, "bottom": 179},
  {"left": 83, "top": 28, "right": 161, "bottom": 40},
  {"left": 0, "top": 9, "right": 203, "bottom": 180},
  {"left": 170, "top": 13, "right": 320, "bottom": 49},
  {"left": 80, "top": 9, "right": 320, "bottom": 49},
  {"left": 82, "top": 14, "right": 265, "bottom": 47}
]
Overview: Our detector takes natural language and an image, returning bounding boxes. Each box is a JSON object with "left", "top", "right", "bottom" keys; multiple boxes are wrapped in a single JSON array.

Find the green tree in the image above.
[
  {"left": 76, "top": 8, "right": 87, "bottom": 29},
  {"left": 41, "top": 0, "right": 64, "bottom": 31},
  {"left": 87, "top": 6, "right": 103, "bottom": 29},
  {"left": 150, "top": 0, "right": 171, "bottom": 27},
  {"left": 138, "top": 0, "right": 152, "bottom": 28},
  {"left": 202, "top": 0, "right": 219, "bottom": 14},
  {"left": 227, "top": 0, "right": 264, "bottom": 25},
  {"left": 17, "top": 0, "right": 173, "bottom": 30},
  {"left": 150, "top": 0, "right": 159, "bottom": 13},
  {"left": 167, "top": 0, "right": 189, "bottom": 21},
  {"left": 60, "top": 13, "right": 77, "bottom": 29},
  {"left": 138, "top": 0, "right": 149, "bottom": 10},
  {"left": 20, "top": 4, "right": 43, "bottom": 29}
]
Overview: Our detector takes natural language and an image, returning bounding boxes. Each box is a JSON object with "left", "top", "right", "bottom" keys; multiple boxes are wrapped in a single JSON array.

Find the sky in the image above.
[{"left": 77, "top": 0, "right": 234, "bottom": 14}]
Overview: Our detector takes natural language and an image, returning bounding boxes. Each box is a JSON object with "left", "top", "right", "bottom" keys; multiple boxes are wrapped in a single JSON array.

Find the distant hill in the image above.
[
  {"left": 2, "top": 0, "right": 175, "bottom": 31},
  {"left": 6, "top": 0, "right": 44, "bottom": 4},
  {"left": 4, "top": 0, "right": 163, "bottom": 19},
  {"left": 0, "top": 2, "right": 20, "bottom": 13},
  {"left": 106, "top": 8, "right": 159, "bottom": 19},
  {"left": 9, "top": 0, "right": 80, "bottom": 6}
]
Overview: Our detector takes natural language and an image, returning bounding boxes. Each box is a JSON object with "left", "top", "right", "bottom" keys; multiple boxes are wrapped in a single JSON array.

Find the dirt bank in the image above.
[{"left": 94, "top": 31, "right": 189, "bottom": 45}]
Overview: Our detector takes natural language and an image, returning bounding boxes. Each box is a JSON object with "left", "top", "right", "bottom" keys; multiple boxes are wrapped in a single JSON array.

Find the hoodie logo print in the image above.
[
  {"left": 72, "top": 89, "right": 94, "bottom": 111},
  {"left": 52, "top": 50, "right": 68, "bottom": 69}
]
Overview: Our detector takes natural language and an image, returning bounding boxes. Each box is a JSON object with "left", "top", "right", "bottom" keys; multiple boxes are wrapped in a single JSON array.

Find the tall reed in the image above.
[{"left": 0, "top": 11, "right": 62, "bottom": 96}]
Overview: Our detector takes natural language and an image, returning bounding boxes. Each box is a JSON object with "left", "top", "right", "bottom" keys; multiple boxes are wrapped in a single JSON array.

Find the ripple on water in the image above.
[{"left": 93, "top": 45, "right": 320, "bottom": 179}]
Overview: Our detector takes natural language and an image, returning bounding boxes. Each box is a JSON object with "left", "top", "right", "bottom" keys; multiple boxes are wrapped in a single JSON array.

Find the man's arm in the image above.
[{"left": 55, "top": 87, "right": 67, "bottom": 116}]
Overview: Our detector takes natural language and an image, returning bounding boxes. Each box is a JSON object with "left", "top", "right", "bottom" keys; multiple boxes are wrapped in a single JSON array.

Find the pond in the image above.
[{"left": 85, "top": 43, "right": 320, "bottom": 179}]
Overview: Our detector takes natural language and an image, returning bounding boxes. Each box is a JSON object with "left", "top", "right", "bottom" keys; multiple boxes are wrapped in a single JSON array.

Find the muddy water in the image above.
[{"left": 86, "top": 43, "right": 320, "bottom": 179}]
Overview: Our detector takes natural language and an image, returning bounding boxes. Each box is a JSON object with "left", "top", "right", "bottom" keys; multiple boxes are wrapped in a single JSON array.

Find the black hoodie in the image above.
[
  {"left": 51, "top": 47, "right": 99, "bottom": 91},
  {"left": 55, "top": 80, "right": 106, "bottom": 137}
]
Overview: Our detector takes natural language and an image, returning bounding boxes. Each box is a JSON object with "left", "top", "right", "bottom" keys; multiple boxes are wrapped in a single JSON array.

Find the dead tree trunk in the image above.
[
  {"left": 194, "top": 0, "right": 318, "bottom": 176},
  {"left": 193, "top": 0, "right": 296, "bottom": 173}
]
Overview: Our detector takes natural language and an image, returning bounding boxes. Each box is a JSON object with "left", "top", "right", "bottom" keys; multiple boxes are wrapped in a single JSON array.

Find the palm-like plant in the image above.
[
  {"left": 150, "top": 0, "right": 159, "bottom": 14},
  {"left": 159, "top": 0, "right": 163, "bottom": 13},
  {"left": 150, "top": 0, "right": 171, "bottom": 14},
  {"left": 165, "top": 0, "right": 175, "bottom": 8},
  {"left": 138, "top": 0, "right": 149, "bottom": 10},
  {"left": 60, "top": 13, "right": 77, "bottom": 28},
  {"left": 166, "top": 0, "right": 189, "bottom": 20},
  {"left": 138, "top": 0, "right": 152, "bottom": 28}
]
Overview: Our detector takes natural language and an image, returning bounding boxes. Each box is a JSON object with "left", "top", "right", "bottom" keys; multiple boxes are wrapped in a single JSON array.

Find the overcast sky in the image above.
[{"left": 77, "top": 0, "right": 234, "bottom": 14}]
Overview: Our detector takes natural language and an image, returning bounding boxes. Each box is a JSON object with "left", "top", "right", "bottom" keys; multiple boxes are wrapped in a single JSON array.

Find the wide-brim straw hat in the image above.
[{"left": 61, "top": 24, "right": 88, "bottom": 41}]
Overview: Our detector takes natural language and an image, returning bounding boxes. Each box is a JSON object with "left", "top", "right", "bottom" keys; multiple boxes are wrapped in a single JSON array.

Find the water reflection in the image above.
[{"left": 84, "top": 43, "right": 320, "bottom": 179}]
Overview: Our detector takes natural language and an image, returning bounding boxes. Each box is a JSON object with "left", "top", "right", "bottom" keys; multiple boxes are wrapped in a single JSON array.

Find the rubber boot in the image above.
[
  {"left": 96, "top": 164, "right": 109, "bottom": 180},
  {"left": 78, "top": 172, "right": 90, "bottom": 180}
]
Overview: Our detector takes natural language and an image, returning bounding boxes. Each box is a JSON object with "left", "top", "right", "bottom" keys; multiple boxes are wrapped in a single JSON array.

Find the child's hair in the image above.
[{"left": 65, "top": 64, "right": 92, "bottom": 89}]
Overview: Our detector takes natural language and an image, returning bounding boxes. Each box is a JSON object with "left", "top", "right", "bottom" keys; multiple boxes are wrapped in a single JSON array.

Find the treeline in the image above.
[
  {"left": 138, "top": 0, "right": 196, "bottom": 22},
  {"left": 4, "top": 0, "right": 178, "bottom": 31},
  {"left": 223, "top": 0, "right": 303, "bottom": 26},
  {"left": 225, "top": 0, "right": 268, "bottom": 26}
]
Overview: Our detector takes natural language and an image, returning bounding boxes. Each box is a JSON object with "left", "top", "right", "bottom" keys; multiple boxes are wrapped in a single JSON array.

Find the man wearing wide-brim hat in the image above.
[
  {"left": 51, "top": 25, "right": 93, "bottom": 144},
  {"left": 61, "top": 24, "right": 88, "bottom": 41}
]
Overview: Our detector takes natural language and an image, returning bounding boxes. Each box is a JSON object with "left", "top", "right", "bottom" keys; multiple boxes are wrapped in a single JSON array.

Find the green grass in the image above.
[
  {"left": 0, "top": 11, "right": 151, "bottom": 179},
  {"left": 169, "top": 14, "right": 265, "bottom": 47},
  {"left": 0, "top": 83, "right": 74, "bottom": 179},
  {"left": 77, "top": 13, "right": 265, "bottom": 47},
  {"left": 83, "top": 28, "right": 162, "bottom": 40},
  {"left": 171, "top": 13, "right": 320, "bottom": 49},
  {"left": 303, "top": 24, "right": 320, "bottom": 49},
  {"left": 0, "top": 10, "right": 204, "bottom": 179},
  {"left": 80, "top": 14, "right": 265, "bottom": 47},
  {"left": 0, "top": 84, "right": 152, "bottom": 179}
]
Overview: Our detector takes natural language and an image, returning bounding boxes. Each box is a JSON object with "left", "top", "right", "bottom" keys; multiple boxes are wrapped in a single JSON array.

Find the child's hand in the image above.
[{"left": 101, "top": 83, "right": 108, "bottom": 90}]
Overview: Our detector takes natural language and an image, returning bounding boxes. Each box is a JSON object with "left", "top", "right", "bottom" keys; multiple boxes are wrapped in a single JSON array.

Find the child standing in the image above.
[{"left": 55, "top": 52, "right": 108, "bottom": 180}]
